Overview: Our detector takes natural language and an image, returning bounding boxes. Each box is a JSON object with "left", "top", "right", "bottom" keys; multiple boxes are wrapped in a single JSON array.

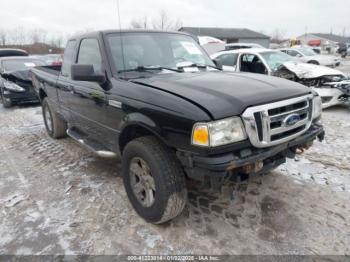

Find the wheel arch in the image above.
[
  {"left": 308, "top": 60, "right": 319, "bottom": 65},
  {"left": 118, "top": 113, "right": 168, "bottom": 153}
]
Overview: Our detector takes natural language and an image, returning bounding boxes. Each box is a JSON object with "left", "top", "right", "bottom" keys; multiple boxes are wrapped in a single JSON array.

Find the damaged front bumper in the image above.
[
  {"left": 3, "top": 89, "right": 39, "bottom": 104},
  {"left": 178, "top": 123, "right": 324, "bottom": 182},
  {"left": 314, "top": 80, "right": 350, "bottom": 108}
]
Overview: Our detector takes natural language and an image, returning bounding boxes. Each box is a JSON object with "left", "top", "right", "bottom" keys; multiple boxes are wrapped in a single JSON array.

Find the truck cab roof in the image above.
[{"left": 68, "top": 29, "right": 193, "bottom": 41}]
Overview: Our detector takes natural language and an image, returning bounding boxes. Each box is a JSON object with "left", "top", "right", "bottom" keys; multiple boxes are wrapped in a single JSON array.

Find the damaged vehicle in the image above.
[
  {"left": 0, "top": 48, "right": 28, "bottom": 58},
  {"left": 279, "top": 47, "right": 341, "bottom": 67},
  {"left": 0, "top": 57, "right": 44, "bottom": 108},
  {"left": 32, "top": 30, "right": 324, "bottom": 224},
  {"left": 211, "top": 49, "right": 349, "bottom": 108}
]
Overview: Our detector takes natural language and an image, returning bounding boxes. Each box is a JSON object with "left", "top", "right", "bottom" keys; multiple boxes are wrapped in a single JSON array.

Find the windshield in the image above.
[
  {"left": 106, "top": 32, "right": 215, "bottom": 72},
  {"left": 260, "top": 51, "right": 295, "bottom": 71},
  {"left": 297, "top": 47, "right": 316, "bottom": 56},
  {"left": 2, "top": 59, "right": 45, "bottom": 71}
]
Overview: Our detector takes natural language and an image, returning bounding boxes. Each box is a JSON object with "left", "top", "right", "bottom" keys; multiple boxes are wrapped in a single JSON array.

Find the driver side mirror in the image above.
[
  {"left": 212, "top": 59, "right": 223, "bottom": 70},
  {"left": 71, "top": 64, "right": 106, "bottom": 84}
]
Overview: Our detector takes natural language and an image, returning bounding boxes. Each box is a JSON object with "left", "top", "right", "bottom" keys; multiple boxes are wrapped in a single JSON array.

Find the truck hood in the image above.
[
  {"left": 132, "top": 72, "right": 311, "bottom": 119},
  {"left": 282, "top": 62, "right": 345, "bottom": 79}
]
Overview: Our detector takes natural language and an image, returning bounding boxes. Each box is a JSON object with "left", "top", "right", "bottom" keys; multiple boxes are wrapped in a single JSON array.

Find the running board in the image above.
[{"left": 67, "top": 129, "right": 117, "bottom": 158}]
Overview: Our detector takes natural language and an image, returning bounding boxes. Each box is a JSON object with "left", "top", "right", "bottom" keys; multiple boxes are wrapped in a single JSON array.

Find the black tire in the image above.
[
  {"left": 42, "top": 98, "right": 67, "bottom": 139},
  {"left": 308, "top": 60, "right": 319, "bottom": 65},
  {"left": 1, "top": 90, "right": 12, "bottom": 108},
  {"left": 341, "top": 51, "right": 347, "bottom": 58},
  {"left": 122, "top": 136, "right": 187, "bottom": 224}
]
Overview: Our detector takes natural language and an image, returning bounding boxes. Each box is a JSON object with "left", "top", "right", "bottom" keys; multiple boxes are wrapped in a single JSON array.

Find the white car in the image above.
[
  {"left": 211, "top": 48, "right": 349, "bottom": 108},
  {"left": 279, "top": 47, "right": 341, "bottom": 67}
]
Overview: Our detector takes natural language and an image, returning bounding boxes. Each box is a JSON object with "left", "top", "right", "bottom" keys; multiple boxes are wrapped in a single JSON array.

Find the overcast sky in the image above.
[{"left": 1, "top": 0, "right": 349, "bottom": 39}]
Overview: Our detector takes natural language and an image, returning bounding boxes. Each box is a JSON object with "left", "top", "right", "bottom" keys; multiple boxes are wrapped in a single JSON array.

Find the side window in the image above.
[
  {"left": 61, "top": 40, "right": 77, "bottom": 77},
  {"left": 241, "top": 54, "right": 255, "bottom": 63},
  {"left": 240, "top": 54, "right": 267, "bottom": 74},
  {"left": 287, "top": 50, "right": 300, "bottom": 57},
  {"left": 217, "top": 53, "right": 238, "bottom": 66},
  {"left": 77, "top": 38, "right": 102, "bottom": 72}
]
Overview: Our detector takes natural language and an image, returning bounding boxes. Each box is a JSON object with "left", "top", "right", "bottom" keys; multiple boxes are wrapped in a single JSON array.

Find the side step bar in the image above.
[{"left": 67, "top": 129, "right": 117, "bottom": 158}]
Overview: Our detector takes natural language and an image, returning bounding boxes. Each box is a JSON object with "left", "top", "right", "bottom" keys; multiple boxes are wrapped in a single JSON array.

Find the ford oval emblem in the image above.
[{"left": 283, "top": 113, "right": 301, "bottom": 127}]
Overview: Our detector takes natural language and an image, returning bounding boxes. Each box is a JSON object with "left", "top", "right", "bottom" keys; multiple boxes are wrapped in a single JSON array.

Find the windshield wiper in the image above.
[
  {"left": 176, "top": 63, "right": 221, "bottom": 71},
  {"left": 118, "top": 66, "right": 182, "bottom": 73}
]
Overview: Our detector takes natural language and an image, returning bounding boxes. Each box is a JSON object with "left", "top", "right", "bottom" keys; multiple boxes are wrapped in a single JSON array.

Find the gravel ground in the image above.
[{"left": 0, "top": 60, "right": 350, "bottom": 255}]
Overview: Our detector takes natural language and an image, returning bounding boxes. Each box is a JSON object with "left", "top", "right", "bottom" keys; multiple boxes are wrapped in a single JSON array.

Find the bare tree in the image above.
[
  {"left": 9, "top": 27, "right": 27, "bottom": 45},
  {"left": 270, "top": 28, "right": 287, "bottom": 43},
  {"left": 173, "top": 18, "right": 183, "bottom": 31},
  {"left": 0, "top": 29, "right": 7, "bottom": 46},
  {"left": 152, "top": 9, "right": 169, "bottom": 30},
  {"left": 130, "top": 10, "right": 183, "bottom": 31},
  {"left": 29, "top": 29, "right": 43, "bottom": 44},
  {"left": 130, "top": 16, "right": 148, "bottom": 29}
]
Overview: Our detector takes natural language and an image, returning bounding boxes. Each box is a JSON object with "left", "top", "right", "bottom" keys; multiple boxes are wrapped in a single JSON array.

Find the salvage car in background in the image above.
[
  {"left": 211, "top": 48, "right": 349, "bottom": 108},
  {"left": 0, "top": 57, "right": 44, "bottom": 107},
  {"left": 0, "top": 48, "right": 28, "bottom": 58},
  {"left": 43, "top": 54, "right": 63, "bottom": 66},
  {"left": 30, "top": 54, "right": 63, "bottom": 66},
  {"left": 337, "top": 42, "right": 350, "bottom": 58},
  {"left": 279, "top": 47, "right": 340, "bottom": 67}
]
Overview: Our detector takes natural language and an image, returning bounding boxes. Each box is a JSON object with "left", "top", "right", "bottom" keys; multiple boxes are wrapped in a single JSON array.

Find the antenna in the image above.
[{"left": 116, "top": 0, "right": 126, "bottom": 78}]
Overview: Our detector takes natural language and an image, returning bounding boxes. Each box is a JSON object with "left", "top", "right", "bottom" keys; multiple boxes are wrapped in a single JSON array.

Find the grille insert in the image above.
[{"left": 242, "top": 95, "right": 313, "bottom": 148}]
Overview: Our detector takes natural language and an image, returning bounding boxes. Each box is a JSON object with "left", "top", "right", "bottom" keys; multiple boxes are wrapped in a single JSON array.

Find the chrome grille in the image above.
[{"left": 242, "top": 95, "right": 313, "bottom": 148}]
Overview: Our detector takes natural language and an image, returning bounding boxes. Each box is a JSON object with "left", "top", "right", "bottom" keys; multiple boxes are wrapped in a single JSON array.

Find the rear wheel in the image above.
[
  {"left": 122, "top": 136, "right": 187, "bottom": 224},
  {"left": 308, "top": 60, "right": 319, "bottom": 65},
  {"left": 42, "top": 98, "right": 67, "bottom": 139}
]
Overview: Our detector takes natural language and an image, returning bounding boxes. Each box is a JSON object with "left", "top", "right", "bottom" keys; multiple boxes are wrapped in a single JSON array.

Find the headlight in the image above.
[
  {"left": 4, "top": 81, "right": 25, "bottom": 92},
  {"left": 312, "top": 96, "right": 322, "bottom": 119},
  {"left": 192, "top": 117, "right": 247, "bottom": 147}
]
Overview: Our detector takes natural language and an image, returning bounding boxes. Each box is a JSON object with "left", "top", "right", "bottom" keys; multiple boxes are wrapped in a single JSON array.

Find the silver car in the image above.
[{"left": 279, "top": 47, "right": 341, "bottom": 67}]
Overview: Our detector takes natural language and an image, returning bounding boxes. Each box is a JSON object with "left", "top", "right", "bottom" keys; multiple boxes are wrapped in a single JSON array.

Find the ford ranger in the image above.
[{"left": 31, "top": 30, "right": 324, "bottom": 224}]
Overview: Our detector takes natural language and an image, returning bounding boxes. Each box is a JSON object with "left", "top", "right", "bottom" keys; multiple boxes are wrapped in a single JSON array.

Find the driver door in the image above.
[{"left": 68, "top": 38, "right": 111, "bottom": 147}]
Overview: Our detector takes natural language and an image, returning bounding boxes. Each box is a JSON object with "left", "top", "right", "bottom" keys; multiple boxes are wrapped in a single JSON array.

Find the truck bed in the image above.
[{"left": 34, "top": 65, "right": 61, "bottom": 76}]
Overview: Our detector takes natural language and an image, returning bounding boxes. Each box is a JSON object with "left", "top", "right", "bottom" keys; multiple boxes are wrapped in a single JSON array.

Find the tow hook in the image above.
[
  {"left": 239, "top": 161, "right": 264, "bottom": 174},
  {"left": 296, "top": 141, "right": 313, "bottom": 154}
]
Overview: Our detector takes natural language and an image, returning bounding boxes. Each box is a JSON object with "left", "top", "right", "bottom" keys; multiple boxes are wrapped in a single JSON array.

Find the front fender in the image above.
[{"left": 118, "top": 112, "right": 169, "bottom": 150}]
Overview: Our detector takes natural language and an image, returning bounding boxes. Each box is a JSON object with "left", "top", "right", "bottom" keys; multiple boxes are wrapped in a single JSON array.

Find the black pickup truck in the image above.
[{"left": 31, "top": 30, "right": 324, "bottom": 224}]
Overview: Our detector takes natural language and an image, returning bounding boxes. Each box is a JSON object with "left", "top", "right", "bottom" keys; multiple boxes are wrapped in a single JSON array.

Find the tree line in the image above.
[{"left": 0, "top": 27, "right": 68, "bottom": 48}]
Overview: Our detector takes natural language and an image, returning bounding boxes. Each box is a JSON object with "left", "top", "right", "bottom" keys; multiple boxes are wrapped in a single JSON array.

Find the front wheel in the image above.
[
  {"left": 308, "top": 60, "right": 319, "bottom": 65},
  {"left": 122, "top": 136, "right": 187, "bottom": 224}
]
